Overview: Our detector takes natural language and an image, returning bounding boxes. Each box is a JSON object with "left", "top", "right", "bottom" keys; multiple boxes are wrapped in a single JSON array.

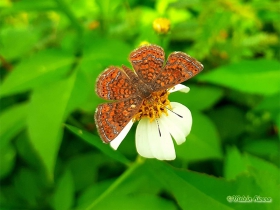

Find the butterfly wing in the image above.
[
  {"left": 95, "top": 66, "right": 138, "bottom": 100},
  {"left": 153, "top": 52, "right": 204, "bottom": 91},
  {"left": 94, "top": 96, "right": 143, "bottom": 143},
  {"left": 129, "top": 45, "right": 165, "bottom": 84}
]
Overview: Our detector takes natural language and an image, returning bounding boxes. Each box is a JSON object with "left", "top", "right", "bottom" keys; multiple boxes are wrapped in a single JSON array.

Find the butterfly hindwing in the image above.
[
  {"left": 95, "top": 66, "right": 138, "bottom": 100},
  {"left": 94, "top": 96, "right": 143, "bottom": 143}
]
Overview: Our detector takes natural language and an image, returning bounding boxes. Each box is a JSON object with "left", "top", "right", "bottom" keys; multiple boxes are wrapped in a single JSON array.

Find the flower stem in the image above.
[{"left": 85, "top": 156, "right": 145, "bottom": 210}]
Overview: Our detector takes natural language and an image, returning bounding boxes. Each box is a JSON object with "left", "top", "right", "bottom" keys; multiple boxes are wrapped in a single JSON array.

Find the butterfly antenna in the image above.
[
  {"left": 156, "top": 119, "right": 161, "bottom": 137},
  {"left": 166, "top": 107, "right": 183, "bottom": 118}
]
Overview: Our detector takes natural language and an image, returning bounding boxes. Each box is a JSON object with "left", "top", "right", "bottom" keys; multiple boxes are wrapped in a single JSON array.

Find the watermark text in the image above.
[{"left": 227, "top": 195, "right": 272, "bottom": 203}]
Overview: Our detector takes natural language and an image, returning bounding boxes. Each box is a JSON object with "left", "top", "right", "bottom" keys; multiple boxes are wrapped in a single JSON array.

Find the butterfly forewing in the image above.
[
  {"left": 152, "top": 52, "right": 204, "bottom": 91},
  {"left": 95, "top": 45, "right": 203, "bottom": 144},
  {"left": 94, "top": 96, "right": 143, "bottom": 143},
  {"left": 129, "top": 45, "right": 165, "bottom": 84},
  {"left": 95, "top": 66, "right": 137, "bottom": 100}
]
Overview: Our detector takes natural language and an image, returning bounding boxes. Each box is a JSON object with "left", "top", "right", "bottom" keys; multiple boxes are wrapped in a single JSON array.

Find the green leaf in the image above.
[
  {"left": 224, "top": 145, "right": 280, "bottom": 207},
  {"left": 175, "top": 166, "right": 268, "bottom": 210},
  {"left": 224, "top": 147, "right": 248, "bottom": 180},
  {"left": 77, "top": 179, "right": 114, "bottom": 209},
  {"left": 81, "top": 37, "right": 131, "bottom": 72},
  {"left": 245, "top": 154, "right": 280, "bottom": 210},
  {"left": 177, "top": 169, "right": 238, "bottom": 207},
  {"left": 65, "top": 124, "right": 131, "bottom": 165},
  {"left": 0, "top": 144, "right": 16, "bottom": 179},
  {"left": 255, "top": 92, "right": 280, "bottom": 112},
  {"left": 79, "top": 158, "right": 271, "bottom": 210},
  {"left": 198, "top": 59, "right": 280, "bottom": 95},
  {"left": 65, "top": 68, "right": 90, "bottom": 113},
  {"left": 51, "top": 169, "right": 74, "bottom": 210},
  {"left": 27, "top": 72, "right": 76, "bottom": 182},
  {"left": 224, "top": 150, "right": 280, "bottom": 209},
  {"left": 75, "top": 67, "right": 104, "bottom": 112},
  {"left": 68, "top": 153, "right": 99, "bottom": 191},
  {"left": 255, "top": 92, "right": 280, "bottom": 136},
  {"left": 169, "top": 85, "right": 224, "bottom": 111},
  {"left": 80, "top": 160, "right": 164, "bottom": 210},
  {"left": 176, "top": 111, "right": 223, "bottom": 162},
  {"left": 0, "top": 102, "right": 28, "bottom": 149},
  {"left": 0, "top": 26, "right": 40, "bottom": 60},
  {"left": 242, "top": 139, "right": 279, "bottom": 158},
  {"left": 0, "top": 49, "right": 73, "bottom": 97},
  {"left": 14, "top": 168, "right": 41, "bottom": 207},
  {"left": 91, "top": 194, "right": 177, "bottom": 210},
  {"left": 146, "top": 160, "right": 233, "bottom": 210},
  {"left": 224, "top": 90, "right": 263, "bottom": 108},
  {"left": 208, "top": 106, "right": 246, "bottom": 142},
  {"left": 15, "top": 132, "right": 41, "bottom": 169},
  {"left": 244, "top": 153, "right": 279, "bottom": 178}
]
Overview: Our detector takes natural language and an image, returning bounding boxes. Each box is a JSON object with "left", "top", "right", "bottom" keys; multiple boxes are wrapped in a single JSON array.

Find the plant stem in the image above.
[{"left": 85, "top": 156, "right": 145, "bottom": 210}]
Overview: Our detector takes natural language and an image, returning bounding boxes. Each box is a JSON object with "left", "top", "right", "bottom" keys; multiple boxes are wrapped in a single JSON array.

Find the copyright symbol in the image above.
[{"left": 227, "top": 196, "right": 233, "bottom": 203}]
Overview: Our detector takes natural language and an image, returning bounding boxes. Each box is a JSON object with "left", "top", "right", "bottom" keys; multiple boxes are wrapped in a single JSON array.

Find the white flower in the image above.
[{"left": 110, "top": 84, "right": 192, "bottom": 160}]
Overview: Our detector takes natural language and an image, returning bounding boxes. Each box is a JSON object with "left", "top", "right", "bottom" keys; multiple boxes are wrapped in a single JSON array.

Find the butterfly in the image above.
[{"left": 94, "top": 44, "right": 203, "bottom": 143}]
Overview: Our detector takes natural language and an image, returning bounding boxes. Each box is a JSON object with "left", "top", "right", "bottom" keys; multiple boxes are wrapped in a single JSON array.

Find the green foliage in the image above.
[
  {"left": 28, "top": 71, "right": 77, "bottom": 181},
  {"left": 0, "top": 50, "right": 74, "bottom": 97},
  {"left": 51, "top": 169, "right": 74, "bottom": 210},
  {"left": 0, "top": 0, "right": 279, "bottom": 209},
  {"left": 65, "top": 124, "right": 131, "bottom": 165},
  {"left": 175, "top": 111, "right": 223, "bottom": 162},
  {"left": 199, "top": 59, "right": 280, "bottom": 95},
  {"left": 0, "top": 103, "right": 28, "bottom": 149}
]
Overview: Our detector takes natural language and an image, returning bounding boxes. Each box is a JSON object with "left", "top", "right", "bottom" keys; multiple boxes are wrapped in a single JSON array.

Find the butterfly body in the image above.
[{"left": 95, "top": 45, "right": 203, "bottom": 143}]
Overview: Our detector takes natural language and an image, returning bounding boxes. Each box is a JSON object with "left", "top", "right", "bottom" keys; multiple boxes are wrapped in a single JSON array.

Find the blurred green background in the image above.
[{"left": 0, "top": 0, "right": 279, "bottom": 209}]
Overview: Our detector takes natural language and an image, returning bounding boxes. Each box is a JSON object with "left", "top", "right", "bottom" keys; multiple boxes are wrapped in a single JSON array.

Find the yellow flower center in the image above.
[{"left": 133, "top": 90, "right": 171, "bottom": 122}]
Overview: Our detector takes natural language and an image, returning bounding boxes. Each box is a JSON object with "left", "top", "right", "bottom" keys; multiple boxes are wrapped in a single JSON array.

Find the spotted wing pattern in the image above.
[
  {"left": 95, "top": 45, "right": 204, "bottom": 144},
  {"left": 95, "top": 66, "right": 137, "bottom": 100},
  {"left": 153, "top": 52, "right": 204, "bottom": 91},
  {"left": 129, "top": 45, "right": 165, "bottom": 84},
  {"left": 94, "top": 96, "right": 143, "bottom": 143}
]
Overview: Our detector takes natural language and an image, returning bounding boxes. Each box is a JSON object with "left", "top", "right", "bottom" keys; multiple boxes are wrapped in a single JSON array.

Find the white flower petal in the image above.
[
  {"left": 136, "top": 118, "right": 175, "bottom": 160},
  {"left": 157, "top": 120, "right": 176, "bottom": 160},
  {"left": 110, "top": 120, "right": 133, "bottom": 150},
  {"left": 159, "top": 113, "right": 186, "bottom": 145},
  {"left": 135, "top": 118, "right": 153, "bottom": 158},
  {"left": 146, "top": 120, "right": 161, "bottom": 158},
  {"left": 167, "top": 102, "right": 192, "bottom": 144},
  {"left": 168, "top": 84, "right": 190, "bottom": 93}
]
